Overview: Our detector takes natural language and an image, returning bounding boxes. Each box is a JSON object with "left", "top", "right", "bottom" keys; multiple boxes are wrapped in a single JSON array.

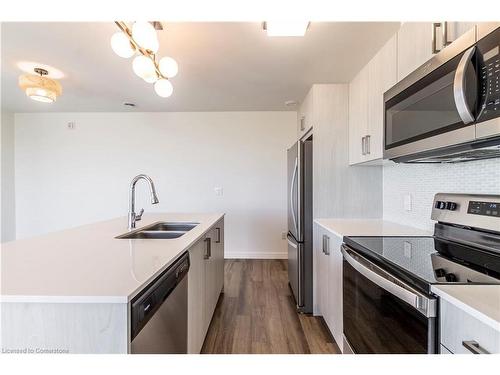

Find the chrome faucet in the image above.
[{"left": 128, "top": 174, "right": 160, "bottom": 230}]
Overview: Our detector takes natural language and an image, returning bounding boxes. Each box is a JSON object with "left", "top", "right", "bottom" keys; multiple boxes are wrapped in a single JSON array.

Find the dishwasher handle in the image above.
[{"left": 130, "top": 252, "right": 190, "bottom": 340}]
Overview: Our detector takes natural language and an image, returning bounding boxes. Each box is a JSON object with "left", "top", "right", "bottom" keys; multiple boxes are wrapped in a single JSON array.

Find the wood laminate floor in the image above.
[{"left": 201, "top": 259, "right": 340, "bottom": 354}]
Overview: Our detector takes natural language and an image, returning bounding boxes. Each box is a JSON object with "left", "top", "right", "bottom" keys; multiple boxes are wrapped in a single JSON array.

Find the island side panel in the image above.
[{"left": 1, "top": 302, "right": 128, "bottom": 354}]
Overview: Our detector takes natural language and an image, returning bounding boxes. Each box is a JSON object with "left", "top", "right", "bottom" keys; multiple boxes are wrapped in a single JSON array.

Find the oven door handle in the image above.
[
  {"left": 341, "top": 245, "right": 436, "bottom": 318},
  {"left": 453, "top": 46, "right": 476, "bottom": 125}
]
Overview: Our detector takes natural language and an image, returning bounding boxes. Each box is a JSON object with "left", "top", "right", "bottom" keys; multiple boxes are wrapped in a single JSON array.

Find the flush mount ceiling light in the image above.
[
  {"left": 18, "top": 68, "right": 62, "bottom": 103},
  {"left": 263, "top": 21, "right": 310, "bottom": 37},
  {"left": 111, "top": 21, "right": 178, "bottom": 98}
]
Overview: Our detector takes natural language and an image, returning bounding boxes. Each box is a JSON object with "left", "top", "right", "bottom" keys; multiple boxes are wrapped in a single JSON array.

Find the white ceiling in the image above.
[{"left": 1, "top": 22, "right": 400, "bottom": 112}]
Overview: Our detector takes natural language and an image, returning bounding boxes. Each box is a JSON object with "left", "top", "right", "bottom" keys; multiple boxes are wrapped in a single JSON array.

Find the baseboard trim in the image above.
[{"left": 225, "top": 251, "right": 288, "bottom": 259}]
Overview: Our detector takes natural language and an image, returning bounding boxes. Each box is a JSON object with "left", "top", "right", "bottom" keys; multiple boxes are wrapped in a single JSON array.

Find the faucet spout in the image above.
[{"left": 128, "top": 174, "right": 160, "bottom": 230}]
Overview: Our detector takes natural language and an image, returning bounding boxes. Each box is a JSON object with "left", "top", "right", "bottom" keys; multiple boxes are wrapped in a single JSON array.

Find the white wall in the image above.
[
  {"left": 383, "top": 158, "right": 500, "bottom": 231},
  {"left": 1, "top": 111, "right": 16, "bottom": 242},
  {"left": 14, "top": 112, "right": 296, "bottom": 258}
]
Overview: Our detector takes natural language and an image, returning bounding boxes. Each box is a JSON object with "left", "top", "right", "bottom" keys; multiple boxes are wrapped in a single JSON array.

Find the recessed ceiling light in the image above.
[{"left": 263, "top": 21, "right": 309, "bottom": 37}]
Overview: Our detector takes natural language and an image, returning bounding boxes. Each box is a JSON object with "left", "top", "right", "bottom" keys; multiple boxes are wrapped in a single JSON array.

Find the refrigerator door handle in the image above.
[
  {"left": 287, "top": 237, "right": 298, "bottom": 248},
  {"left": 290, "top": 157, "right": 298, "bottom": 235}
]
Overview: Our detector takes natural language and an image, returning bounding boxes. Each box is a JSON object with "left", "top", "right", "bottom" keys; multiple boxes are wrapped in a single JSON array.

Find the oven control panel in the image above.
[
  {"left": 431, "top": 193, "right": 500, "bottom": 232},
  {"left": 467, "top": 201, "right": 500, "bottom": 217}
]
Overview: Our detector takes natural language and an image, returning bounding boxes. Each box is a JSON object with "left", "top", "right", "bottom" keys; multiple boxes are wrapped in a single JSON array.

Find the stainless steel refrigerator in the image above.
[{"left": 287, "top": 138, "right": 313, "bottom": 313}]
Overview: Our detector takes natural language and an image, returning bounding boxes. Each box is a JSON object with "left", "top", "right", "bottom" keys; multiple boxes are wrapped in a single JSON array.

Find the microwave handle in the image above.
[
  {"left": 453, "top": 46, "right": 476, "bottom": 124},
  {"left": 341, "top": 245, "right": 436, "bottom": 318}
]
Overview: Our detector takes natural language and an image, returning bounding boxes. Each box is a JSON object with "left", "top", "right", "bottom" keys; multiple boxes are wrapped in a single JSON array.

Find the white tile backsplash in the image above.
[{"left": 383, "top": 158, "right": 500, "bottom": 231}]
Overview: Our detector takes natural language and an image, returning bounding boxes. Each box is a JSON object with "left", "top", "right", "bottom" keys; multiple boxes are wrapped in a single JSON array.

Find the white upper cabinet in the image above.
[
  {"left": 298, "top": 87, "right": 314, "bottom": 140},
  {"left": 397, "top": 22, "right": 488, "bottom": 82},
  {"left": 397, "top": 22, "right": 435, "bottom": 81},
  {"left": 445, "top": 22, "right": 476, "bottom": 44},
  {"left": 477, "top": 22, "right": 500, "bottom": 39},
  {"left": 348, "top": 65, "right": 368, "bottom": 165},
  {"left": 367, "top": 34, "right": 397, "bottom": 161},
  {"left": 349, "top": 34, "right": 396, "bottom": 165},
  {"left": 348, "top": 22, "right": 494, "bottom": 166}
]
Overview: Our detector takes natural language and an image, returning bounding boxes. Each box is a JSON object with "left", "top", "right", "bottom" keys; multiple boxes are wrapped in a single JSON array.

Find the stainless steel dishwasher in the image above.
[{"left": 130, "top": 252, "right": 189, "bottom": 354}]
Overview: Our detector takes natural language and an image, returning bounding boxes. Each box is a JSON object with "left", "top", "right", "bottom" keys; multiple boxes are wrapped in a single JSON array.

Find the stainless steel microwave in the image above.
[{"left": 384, "top": 24, "right": 500, "bottom": 163}]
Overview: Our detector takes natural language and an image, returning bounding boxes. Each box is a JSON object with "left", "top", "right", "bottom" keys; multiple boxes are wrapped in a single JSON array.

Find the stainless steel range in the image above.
[{"left": 341, "top": 193, "right": 500, "bottom": 354}]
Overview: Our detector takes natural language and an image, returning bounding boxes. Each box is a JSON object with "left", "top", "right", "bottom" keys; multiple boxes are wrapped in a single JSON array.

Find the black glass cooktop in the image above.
[{"left": 343, "top": 236, "right": 500, "bottom": 293}]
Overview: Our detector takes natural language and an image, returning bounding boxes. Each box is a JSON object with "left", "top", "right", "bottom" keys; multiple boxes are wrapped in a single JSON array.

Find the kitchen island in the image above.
[{"left": 1, "top": 213, "right": 225, "bottom": 353}]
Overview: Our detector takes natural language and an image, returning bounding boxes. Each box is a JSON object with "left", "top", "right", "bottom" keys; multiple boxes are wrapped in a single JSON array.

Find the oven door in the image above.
[
  {"left": 341, "top": 245, "right": 437, "bottom": 354},
  {"left": 384, "top": 44, "right": 478, "bottom": 160}
]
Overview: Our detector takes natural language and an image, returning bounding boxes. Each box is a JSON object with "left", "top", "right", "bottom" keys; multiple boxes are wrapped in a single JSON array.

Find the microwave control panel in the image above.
[{"left": 477, "top": 27, "right": 500, "bottom": 122}]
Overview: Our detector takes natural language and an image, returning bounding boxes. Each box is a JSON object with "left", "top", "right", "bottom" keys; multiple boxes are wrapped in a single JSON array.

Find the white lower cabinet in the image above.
[
  {"left": 439, "top": 298, "right": 500, "bottom": 354},
  {"left": 313, "top": 223, "right": 344, "bottom": 352},
  {"left": 314, "top": 225, "right": 330, "bottom": 320},
  {"left": 187, "top": 238, "right": 206, "bottom": 353},
  {"left": 187, "top": 218, "right": 224, "bottom": 353}
]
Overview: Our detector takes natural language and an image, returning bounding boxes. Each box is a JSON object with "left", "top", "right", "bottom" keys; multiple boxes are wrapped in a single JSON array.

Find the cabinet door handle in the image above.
[
  {"left": 300, "top": 116, "right": 306, "bottom": 131},
  {"left": 322, "top": 234, "right": 326, "bottom": 254},
  {"left": 322, "top": 234, "right": 330, "bottom": 255},
  {"left": 361, "top": 136, "right": 366, "bottom": 155},
  {"left": 204, "top": 237, "right": 212, "bottom": 259},
  {"left": 442, "top": 21, "right": 452, "bottom": 47},
  {"left": 432, "top": 22, "right": 442, "bottom": 54},
  {"left": 462, "top": 340, "right": 490, "bottom": 354},
  {"left": 215, "top": 227, "right": 221, "bottom": 243},
  {"left": 366, "top": 135, "right": 371, "bottom": 155}
]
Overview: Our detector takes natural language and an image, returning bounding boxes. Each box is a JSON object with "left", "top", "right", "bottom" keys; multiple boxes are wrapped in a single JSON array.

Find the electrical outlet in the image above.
[
  {"left": 67, "top": 121, "right": 75, "bottom": 130},
  {"left": 404, "top": 194, "right": 412, "bottom": 211}
]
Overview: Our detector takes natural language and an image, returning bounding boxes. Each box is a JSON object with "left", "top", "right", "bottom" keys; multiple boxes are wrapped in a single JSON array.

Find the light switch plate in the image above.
[{"left": 214, "top": 187, "right": 223, "bottom": 196}]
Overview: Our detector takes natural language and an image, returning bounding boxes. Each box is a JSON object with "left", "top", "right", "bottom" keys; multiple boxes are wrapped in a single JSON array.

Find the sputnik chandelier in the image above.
[{"left": 111, "top": 21, "right": 178, "bottom": 98}]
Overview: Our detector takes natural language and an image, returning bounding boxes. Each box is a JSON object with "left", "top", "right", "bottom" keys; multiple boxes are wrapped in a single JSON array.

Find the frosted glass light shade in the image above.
[
  {"left": 132, "top": 55, "right": 156, "bottom": 80},
  {"left": 132, "top": 21, "right": 159, "bottom": 53},
  {"left": 154, "top": 79, "right": 173, "bottom": 97},
  {"left": 26, "top": 87, "right": 56, "bottom": 102},
  {"left": 110, "top": 32, "right": 135, "bottom": 58},
  {"left": 158, "top": 57, "right": 178, "bottom": 78},
  {"left": 18, "top": 74, "right": 62, "bottom": 103},
  {"left": 143, "top": 74, "right": 158, "bottom": 83}
]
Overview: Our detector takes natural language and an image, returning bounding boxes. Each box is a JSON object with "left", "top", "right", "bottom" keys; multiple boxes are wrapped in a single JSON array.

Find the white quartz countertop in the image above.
[
  {"left": 431, "top": 285, "right": 500, "bottom": 331},
  {"left": 314, "top": 218, "right": 431, "bottom": 238},
  {"left": 0, "top": 213, "right": 224, "bottom": 304}
]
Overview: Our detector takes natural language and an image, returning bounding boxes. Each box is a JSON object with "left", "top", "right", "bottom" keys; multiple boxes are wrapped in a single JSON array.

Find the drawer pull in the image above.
[{"left": 462, "top": 340, "right": 489, "bottom": 354}]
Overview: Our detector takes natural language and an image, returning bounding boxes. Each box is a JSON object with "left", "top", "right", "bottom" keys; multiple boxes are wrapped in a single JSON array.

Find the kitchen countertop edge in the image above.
[
  {"left": 1, "top": 212, "right": 225, "bottom": 304},
  {"left": 314, "top": 218, "right": 431, "bottom": 238},
  {"left": 431, "top": 285, "right": 500, "bottom": 331}
]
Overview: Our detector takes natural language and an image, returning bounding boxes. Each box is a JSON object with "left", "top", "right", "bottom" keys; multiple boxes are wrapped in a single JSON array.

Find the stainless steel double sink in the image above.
[{"left": 116, "top": 222, "right": 199, "bottom": 239}]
